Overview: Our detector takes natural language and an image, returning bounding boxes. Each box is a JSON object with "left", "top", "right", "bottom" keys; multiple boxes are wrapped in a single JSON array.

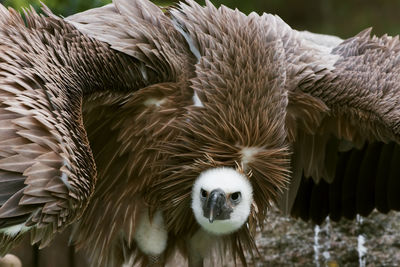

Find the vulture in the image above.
[{"left": 0, "top": 0, "right": 399, "bottom": 266}]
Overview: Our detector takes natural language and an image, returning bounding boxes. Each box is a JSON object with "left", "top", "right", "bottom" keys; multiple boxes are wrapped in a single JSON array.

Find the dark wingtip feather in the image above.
[
  {"left": 290, "top": 174, "right": 313, "bottom": 222},
  {"left": 309, "top": 179, "right": 329, "bottom": 225},
  {"left": 341, "top": 146, "right": 365, "bottom": 220},
  {"left": 375, "top": 142, "right": 394, "bottom": 213},
  {"left": 387, "top": 144, "right": 400, "bottom": 211},
  {"left": 328, "top": 150, "right": 350, "bottom": 222},
  {"left": 356, "top": 142, "right": 381, "bottom": 217}
]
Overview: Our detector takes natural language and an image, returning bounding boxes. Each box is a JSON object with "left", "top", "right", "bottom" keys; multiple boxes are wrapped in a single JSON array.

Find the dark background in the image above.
[{"left": 2, "top": 0, "right": 400, "bottom": 38}]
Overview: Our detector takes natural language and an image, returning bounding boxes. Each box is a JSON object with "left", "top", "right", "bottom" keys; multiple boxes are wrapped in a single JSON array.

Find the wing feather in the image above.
[
  {"left": 355, "top": 142, "right": 381, "bottom": 216},
  {"left": 0, "top": 0, "right": 183, "bottom": 258},
  {"left": 387, "top": 145, "right": 400, "bottom": 210},
  {"left": 65, "top": 1, "right": 196, "bottom": 265},
  {"left": 375, "top": 142, "right": 395, "bottom": 213},
  {"left": 282, "top": 21, "right": 400, "bottom": 222},
  {"left": 328, "top": 151, "right": 349, "bottom": 222}
]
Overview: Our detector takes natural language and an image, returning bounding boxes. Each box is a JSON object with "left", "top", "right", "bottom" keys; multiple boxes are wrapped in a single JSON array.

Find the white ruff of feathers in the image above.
[
  {"left": 191, "top": 167, "right": 253, "bottom": 235},
  {"left": 134, "top": 210, "right": 168, "bottom": 256}
]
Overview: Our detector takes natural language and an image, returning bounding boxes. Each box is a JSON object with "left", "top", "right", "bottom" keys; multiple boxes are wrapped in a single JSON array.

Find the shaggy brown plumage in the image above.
[{"left": 0, "top": 0, "right": 400, "bottom": 266}]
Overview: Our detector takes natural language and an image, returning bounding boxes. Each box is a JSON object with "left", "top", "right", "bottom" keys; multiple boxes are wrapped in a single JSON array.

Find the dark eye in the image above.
[
  {"left": 230, "top": 192, "right": 241, "bottom": 203},
  {"left": 200, "top": 188, "right": 208, "bottom": 198}
]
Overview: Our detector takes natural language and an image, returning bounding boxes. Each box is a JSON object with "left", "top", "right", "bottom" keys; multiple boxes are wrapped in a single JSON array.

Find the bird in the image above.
[{"left": 0, "top": 0, "right": 399, "bottom": 266}]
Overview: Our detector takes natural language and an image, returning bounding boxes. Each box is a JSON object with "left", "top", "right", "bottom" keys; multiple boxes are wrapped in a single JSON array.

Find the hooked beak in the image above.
[{"left": 204, "top": 189, "right": 227, "bottom": 223}]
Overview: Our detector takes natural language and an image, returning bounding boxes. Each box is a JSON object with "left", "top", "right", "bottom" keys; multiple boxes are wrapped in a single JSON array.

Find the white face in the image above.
[{"left": 191, "top": 167, "right": 253, "bottom": 235}]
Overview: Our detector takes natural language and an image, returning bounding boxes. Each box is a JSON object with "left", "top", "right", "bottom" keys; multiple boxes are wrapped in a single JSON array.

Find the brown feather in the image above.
[{"left": 0, "top": 0, "right": 154, "bottom": 257}]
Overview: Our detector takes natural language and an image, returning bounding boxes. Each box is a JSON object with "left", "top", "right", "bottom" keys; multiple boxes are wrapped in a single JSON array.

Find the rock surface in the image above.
[{"left": 251, "top": 207, "right": 400, "bottom": 266}]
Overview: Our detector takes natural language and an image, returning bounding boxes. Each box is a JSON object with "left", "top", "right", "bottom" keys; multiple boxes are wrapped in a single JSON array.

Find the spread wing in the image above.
[
  {"left": 0, "top": 0, "right": 193, "bottom": 258},
  {"left": 67, "top": 0, "right": 195, "bottom": 265},
  {"left": 283, "top": 26, "right": 400, "bottom": 224},
  {"left": 0, "top": 5, "right": 100, "bottom": 251}
]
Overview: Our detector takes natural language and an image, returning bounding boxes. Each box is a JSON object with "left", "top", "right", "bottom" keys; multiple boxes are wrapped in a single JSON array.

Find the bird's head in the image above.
[{"left": 191, "top": 167, "right": 253, "bottom": 235}]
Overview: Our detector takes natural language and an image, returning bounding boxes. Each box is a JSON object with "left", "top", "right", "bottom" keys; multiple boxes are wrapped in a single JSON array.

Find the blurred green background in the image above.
[{"left": 1, "top": 0, "right": 399, "bottom": 38}]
